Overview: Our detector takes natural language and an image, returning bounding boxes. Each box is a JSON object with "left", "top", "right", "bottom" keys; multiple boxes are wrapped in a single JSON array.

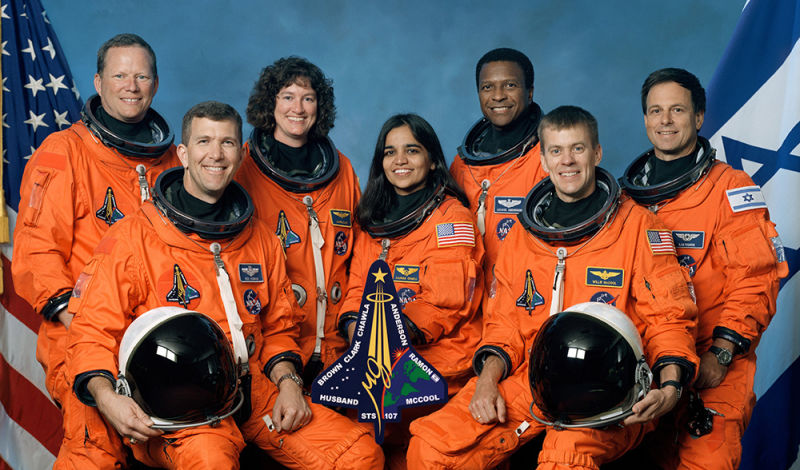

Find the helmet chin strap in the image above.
[{"left": 210, "top": 242, "right": 250, "bottom": 377}]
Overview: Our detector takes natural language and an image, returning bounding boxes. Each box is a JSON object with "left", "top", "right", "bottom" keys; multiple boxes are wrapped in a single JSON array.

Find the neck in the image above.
[
  {"left": 653, "top": 137, "right": 698, "bottom": 162},
  {"left": 274, "top": 131, "right": 307, "bottom": 148}
]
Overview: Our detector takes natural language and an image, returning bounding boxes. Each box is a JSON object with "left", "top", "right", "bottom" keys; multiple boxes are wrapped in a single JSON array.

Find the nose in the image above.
[
  {"left": 393, "top": 150, "right": 409, "bottom": 165},
  {"left": 122, "top": 76, "right": 138, "bottom": 92},
  {"left": 660, "top": 110, "right": 673, "bottom": 124},
  {"left": 291, "top": 97, "right": 304, "bottom": 114},
  {"left": 491, "top": 86, "right": 505, "bottom": 101}
]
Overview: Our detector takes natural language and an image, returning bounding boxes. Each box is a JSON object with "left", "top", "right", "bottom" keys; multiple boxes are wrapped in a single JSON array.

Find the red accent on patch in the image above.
[
  {"left": 94, "top": 237, "right": 117, "bottom": 255},
  {"left": 33, "top": 151, "right": 66, "bottom": 170}
]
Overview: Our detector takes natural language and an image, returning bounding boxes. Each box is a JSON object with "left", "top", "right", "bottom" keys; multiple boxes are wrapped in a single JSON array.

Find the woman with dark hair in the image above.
[
  {"left": 338, "top": 113, "right": 484, "bottom": 464},
  {"left": 236, "top": 57, "right": 362, "bottom": 393}
]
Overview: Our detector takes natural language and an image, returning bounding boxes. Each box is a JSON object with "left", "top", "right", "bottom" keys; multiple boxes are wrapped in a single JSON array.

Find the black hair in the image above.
[
  {"left": 475, "top": 47, "right": 534, "bottom": 90},
  {"left": 641, "top": 68, "right": 706, "bottom": 114},
  {"left": 358, "top": 113, "right": 469, "bottom": 226}
]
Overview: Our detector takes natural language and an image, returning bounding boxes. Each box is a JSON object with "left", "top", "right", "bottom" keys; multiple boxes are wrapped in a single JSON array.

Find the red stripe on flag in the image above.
[
  {"left": 0, "top": 354, "right": 62, "bottom": 456},
  {"left": 0, "top": 454, "right": 11, "bottom": 470},
  {"left": 0, "top": 255, "right": 40, "bottom": 333}
]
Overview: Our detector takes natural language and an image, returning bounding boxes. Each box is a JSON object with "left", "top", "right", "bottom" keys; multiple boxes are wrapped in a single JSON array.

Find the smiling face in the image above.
[
  {"left": 382, "top": 124, "right": 435, "bottom": 196},
  {"left": 273, "top": 80, "right": 318, "bottom": 147},
  {"left": 178, "top": 117, "right": 243, "bottom": 204},
  {"left": 644, "top": 81, "right": 704, "bottom": 161},
  {"left": 477, "top": 60, "right": 532, "bottom": 129},
  {"left": 540, "top": 124, "right": 602, "bottom": 203},
  {"left": 93, "top": 46, "right": 158, "bottom": 123}
]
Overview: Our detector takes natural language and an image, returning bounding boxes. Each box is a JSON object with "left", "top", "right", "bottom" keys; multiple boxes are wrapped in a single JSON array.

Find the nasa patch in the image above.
[
  {"left": 238, "top": 264, "right": 264, "bottom": 283},
  {"left": 678, "top": 255, "right": 697, "bottom": 277},
  {"left": 494, "top": 196, "right": 525, "bottom": 214},
  {"left": 393, "top": 265, "right": 420, "bottom": 283},
  {"left": 334, "top": 231, "right": 349, "bottom": 256},
  {"left": 585, "top": 267, "right": 624, "bottom": 288},
  {"left": 397, "top": 288, "right": 417, "bottom": 306},
  {"left": 330, "top": 209, "right": 352, "bottom": 227},
  {"left": 244, "top": 289, "right": 262, "bottom": 315},
  {"left": 496, "top": 218, "right": 516, "bottom": 241},
  {"left": 590, "top": 291, "right": 618, "bottom": 306},
  {"left": 672, "top": 231, "right": 705, "bottom": 249}
]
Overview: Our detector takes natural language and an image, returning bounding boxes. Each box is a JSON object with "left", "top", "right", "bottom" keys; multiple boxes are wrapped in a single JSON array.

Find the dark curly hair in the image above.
[{"left": 246, "top": 57, "right": 336, "bottom": 141}]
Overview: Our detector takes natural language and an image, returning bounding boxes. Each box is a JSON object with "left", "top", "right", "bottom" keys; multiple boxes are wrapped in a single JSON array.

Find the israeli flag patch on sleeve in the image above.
[{"left": 726, "top": 186, "right": 767, "bottom": 212}]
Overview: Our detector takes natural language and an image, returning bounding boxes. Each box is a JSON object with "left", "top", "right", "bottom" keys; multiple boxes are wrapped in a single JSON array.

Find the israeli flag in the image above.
[{"left": 702, "top": 0, "right": 800, "bottom": 468}]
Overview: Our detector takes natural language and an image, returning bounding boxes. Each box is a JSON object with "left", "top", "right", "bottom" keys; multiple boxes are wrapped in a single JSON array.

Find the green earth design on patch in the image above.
[{"left": 384, "top": 360, "right": 430, "bottom": 406}]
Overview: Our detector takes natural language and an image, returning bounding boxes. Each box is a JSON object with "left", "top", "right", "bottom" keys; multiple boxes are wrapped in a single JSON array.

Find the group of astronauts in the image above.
[{"left": 12, "top": 32, "right": 787, "bottom": 470}]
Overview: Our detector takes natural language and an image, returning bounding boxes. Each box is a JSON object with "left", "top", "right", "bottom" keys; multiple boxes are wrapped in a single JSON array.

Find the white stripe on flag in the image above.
[
  {"left": 0, "top": 307, "right": 49, "bottom": 399},
  {"left": 0, "top": 400, "right": 57, "bottom": 470}
]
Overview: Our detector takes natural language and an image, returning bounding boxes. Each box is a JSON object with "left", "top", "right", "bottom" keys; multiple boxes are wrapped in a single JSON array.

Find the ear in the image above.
[
  {"left": 177, "top": 144, "right": 189, "bottom": 168},
  {"left": 152, "top": 75, "right": 159, "bottom": 95},
  {"left": 93, "top": 73, "right": 102, "bottom": 95},
  {"left": 594, "top": 144, "right": 603, "bottom": 166},
  {"left": 540, "top": 150, "right": 551, "bottom": 174},
  {"left": 527, "top": 87, "right": 533, "bottom": 103},
  {"left": 695, "top": 110, "right": 705, "bottom": 131}
]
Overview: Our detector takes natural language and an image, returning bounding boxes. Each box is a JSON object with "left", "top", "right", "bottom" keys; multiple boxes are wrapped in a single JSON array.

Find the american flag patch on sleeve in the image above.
[
  {"left": 646, "top": 230, "right": 676, "bottom": 255},
  {"left": 436, "top": 222, "right": 476, "bottom": 247}
]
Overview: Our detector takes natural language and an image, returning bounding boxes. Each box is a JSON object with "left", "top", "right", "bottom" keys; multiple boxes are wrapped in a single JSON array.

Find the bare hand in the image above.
[
  {"left": 623, "top": 386, "right": 679, "bottom": 426},
  {"left": 469, "top": 376, "right": 506, "bottom": 424},
  {"left": 272, "top": 380, "right": 312, "bottom": 433},
  {"left": 694, "top": 352, "right": 728, "bottom": 389},
  {"left": 91, "top": 377, "right": 162, "bottom": 443},
  {"left": 57, "top": 308, "right": 73, "bottom": 329}
]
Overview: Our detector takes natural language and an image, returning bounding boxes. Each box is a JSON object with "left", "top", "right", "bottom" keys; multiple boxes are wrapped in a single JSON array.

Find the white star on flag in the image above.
[
  {"left": 72, "top": 83, "right": 81, "bottom": 100},
  {"left": 2, "top": 112, "right": 8, "bottom": 128},
  {"left": 23, "top": 110, "right": 48, "bottom": 133},
  {"left": 21, "top": 38, "right": 36, "bottom": 61},
  {"left": 24, "top": 145, "right": 36, "bottom": 160},
  {"left": 24, "top": 74, "right": 45, "bottom": 97},
  {"left": 45, "top": 73, "right": 67, "bottom": 95},
  {"left": 2, "top": 77, "right": 8, "bottom": 92},
  {"left": 53, "top": 109, "right": 70, "bottom": 128},
  {"left": 42, "top": 9, "right": 50, "bottom": 24},
  {"left": 42, "top": 37, "right": 56, "bottom": 60},
  {"left": 1, "top": 4, "right": 9, "bottom": 19},
  {"left": 1, "top": 40, "right": 9, "bottom": 56}
]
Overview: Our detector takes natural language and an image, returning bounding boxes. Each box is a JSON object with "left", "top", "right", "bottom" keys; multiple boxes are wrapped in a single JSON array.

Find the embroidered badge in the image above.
[
  {"left": 726, "top": 186, "right": 767, "bottom": 213},
  {"left": 586, "top": 267, "right": 624, "bottom": 288},
  {"left": 275, "top": 210, "right": 301, "bottom": 249},
  {"left": 95, "top": 187, "right": 124, "bottom": 225},
  {"left": 436, "top": 222, "right": 475, "bottom": 248},
  {"left": 397, "top": 287, "right": 417, "bottom": 306},
  {"left": 672, "top": 231, "right": 705, "bottom": 249},
  {"left": 334, "top": 231, "right": 349, "bottom": 256},
  {"left": 239, "top": 264, "right": 264, "bottom": 283},
  {"left": 678, "top": 255, "right": 698, "bottom": 277},
  {"left": 516, "top": 269, "right": 545, "bottom": 312},
  {"left": 496, "top": 217, "right": 516, "bottom": 241},
  {"left": 393, "top": 265, "right": 420, "bottom": 283},
  {"left": 646, "top": 230, "right": 677, "bottom": 255},
  {"left": 493, "top": 196, "right": 525, "bottom": 214},
  {"left": 330, "top": 209, "right": 352, "bottom": 228},
  {"left": 590, "top": 291, "right": 618, "bottom": 306},
  {"left": 243, "top": 289, "right": 262, "bottom": 315},
  {"left": 165, "top": 264, "right": 200, "bottom": 307}
]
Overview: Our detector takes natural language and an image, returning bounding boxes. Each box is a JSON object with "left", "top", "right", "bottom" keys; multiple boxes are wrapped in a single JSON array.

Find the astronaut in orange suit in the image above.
[
  {"left": 12, "top": 34, "right": 179, "bottom": 469},
  {"left": 337, "top": 113, "right": 483, "bottom": 468},
  {"left": 66, "top": 101, "right": 383, "bottom": 470},
  {"left": 448, "top": 48, "right": 548, "bottom": 290},
  {"left": 408, "top": 106, "right": 699, "bottom": 470},
  {"left": 620, "top": 68, "right": 788, "bottom": 470},
  {"left": 237, "top": 57, "right": 361, "bottom": 384}
]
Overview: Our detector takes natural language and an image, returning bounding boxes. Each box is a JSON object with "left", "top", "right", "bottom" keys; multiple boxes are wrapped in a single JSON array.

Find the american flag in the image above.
[
  {"left": 1, "top": 0, "right": 82, "bottom": 468},
  {"left": 645, "top": 229, "right": 676, "bottom": 255},
  {"left": 435, "top": 222, "right": 475, "bottom": 248}
]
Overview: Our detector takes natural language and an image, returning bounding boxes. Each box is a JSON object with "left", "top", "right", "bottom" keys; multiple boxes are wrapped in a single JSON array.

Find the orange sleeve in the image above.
[
  {"left": 712, "top": 172, "right": 788, "bottom": 349},
  {"left": 12, "top": 133, "right": 80, "bottom": 314}
]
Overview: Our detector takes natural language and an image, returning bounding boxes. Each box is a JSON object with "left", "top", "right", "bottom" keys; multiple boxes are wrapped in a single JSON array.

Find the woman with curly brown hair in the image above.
[{"left": 236, "top": 57, "right": 363, "bottom": 396}]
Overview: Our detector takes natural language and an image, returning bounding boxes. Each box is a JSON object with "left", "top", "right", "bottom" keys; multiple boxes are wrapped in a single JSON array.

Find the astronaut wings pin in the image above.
[{"left": 311, "top": 259, "right": 448, "bottom": 443}]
